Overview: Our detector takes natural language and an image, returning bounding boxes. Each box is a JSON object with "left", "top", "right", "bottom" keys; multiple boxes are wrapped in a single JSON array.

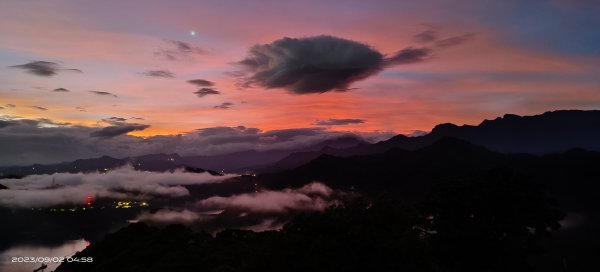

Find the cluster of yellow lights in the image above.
[
  {"left": 31, "top": 201, "right": 151, "bottom": 212},
  {"left": 115, "top": 201, "right": 132, "bottom": 208},
  {"left": 114, "top": 201, "right": 150, "bottom": 209}
]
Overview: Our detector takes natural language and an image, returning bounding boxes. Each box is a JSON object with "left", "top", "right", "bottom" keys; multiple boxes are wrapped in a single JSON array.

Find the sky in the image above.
[{"left": 1, "top": 0, "right": 599, "bottom": 164}]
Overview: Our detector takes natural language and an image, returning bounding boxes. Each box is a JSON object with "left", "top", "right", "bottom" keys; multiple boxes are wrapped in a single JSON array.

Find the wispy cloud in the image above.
[
  {"left": 314, "top": 118, "right": 366, "bottom": 126},
  {"left": 90, "top": 124, "right": 150, "bottom": 137},
  {"left": 214, "top": 102, "right": 233, "bottom": 109},
  {"left": 89, "top": 91, "right": 117, "bottom": 98},
  {"left": 9, "top": 61, "right": 82, "bottom": 77},
  {"left": 413, "top": 29, "right": 439, "bottom": 43},
  {"left": 435, "top": 33, "right": 477, "bottom": 48},
  {"left": 141, "top": 70, "right": 175, "bottom": 78},
  {"left": 187, "top": 79, "right": 214, "bottom": 87},
  {"left": 29, "top": 106, "right": 48, "bottom": 111},
  {"left": 154, "top": 39, "right": 207, "bottom": 61},
  {"left": 194, "top": 88, "right": 221, "bottom": 97},
  {"left": 52, "top": 88, "right": 70, "bottom": 92},
  {"left": 197, "top": 182, "right": 337, "bottom": 213}
]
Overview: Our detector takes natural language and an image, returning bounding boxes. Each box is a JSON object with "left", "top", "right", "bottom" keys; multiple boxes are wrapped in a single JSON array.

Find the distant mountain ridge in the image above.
[
  {"left": 389, "top": 109, "right": 600, "bottom": 154},
  {"left": 259, "top": 110, "right": 600, "bottom": 173},
  {"left": 2, "top": 110, "right": 598, "bottom": 178},
  {"left": 0, "top": 153, "right": 222, "bottom": 179},
  {"left": 0, "top": 136, "right": 367, "bottom": 178},
  {"left": 183, "top": 136, "right": 366, "bottom": 172}
]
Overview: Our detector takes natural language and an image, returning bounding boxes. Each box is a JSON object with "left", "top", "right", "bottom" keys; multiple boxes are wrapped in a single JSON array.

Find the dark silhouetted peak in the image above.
[
  {"left": 377, "top": 110, "right": 600, "bottom": 155},
  {"left": 0, "top": 184, "right": 8, "bottom": 190},
  {"left": 310, "top": 136, "right": 367, "bottom": 150},
  {"left": 382, "top": 134, "right": 409, "bottom": 143},
  {"left": 73, "top": 155, "right": 122, "bottom": 164},
  {"left": 503, "top": 113, "right": 520, "bottom": 119},
  {"left": 430, "top": 123, "right": 459, "bottom": 134}
]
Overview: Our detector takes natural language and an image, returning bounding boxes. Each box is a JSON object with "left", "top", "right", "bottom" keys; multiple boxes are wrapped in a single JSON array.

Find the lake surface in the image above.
[{"left": 0, "top": 239, "right": 88, "bottom": 272}]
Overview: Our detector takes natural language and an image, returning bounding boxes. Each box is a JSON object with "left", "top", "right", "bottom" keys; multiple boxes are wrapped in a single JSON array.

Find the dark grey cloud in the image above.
[
  {"left": 166, "top": 39, "right": 204, "bottom": 53},
  {"left": 154, "top": 39, "right": 207, "bottom": 61},
  {"left": 0, "top": 117, "right": 393, "bottom": 166},
  {"left": 0, "top": 120, "right": 17, "bottom": 128},
  {"left": 90, "top": 124, "right": 150, "bottom": 138},
  {"left": 9, "top": 61, "right": 82, "bottom": 77},
  {"left": 314, "top": 118, "right": 366, "bottom": 126},
  {"left": 435, "top": 33, "right": 477, "bottom": 48},
  {"left": 414, "top": 30, "right": 439, "bottom": 43},
  {"left": 214, "top": 102, "right": 233, "bottom": 109},
  {"left": 142, "top": 70, "right": 175, "bottom": 78},
  {"left": 194, "top": 88, "right": 221, "bottom": 97},
  {"left": 88, "top": 117, "right": 151, "bottom": 138},
  {"left": 187, "top": 79, "right": 214, "bottom": 87},
  {"left": 29, "top": 106, "right": 48, "bottom": 111},
  {"left": 260, "top": 127, "right": 323, "bottom": 141},
  {"left": 238, "top": 35, "right": 431, "bottom": 94},
  {"left": 89, "top": 91, "right": 118, "bottom": 98},
  {"left": 0, "top": 118, "right": 64, "bottom": 129},
  {"left": 52, "top": 88, "right": 70, "bottom": 92}
]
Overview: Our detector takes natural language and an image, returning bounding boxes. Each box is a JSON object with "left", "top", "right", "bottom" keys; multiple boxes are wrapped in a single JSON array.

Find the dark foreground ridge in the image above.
[
  {"left": 57, "top": 179, "right": 563, "bottom": 272},
  {"left": 55, "top": 137, "right": 600, "bottom": 272}
]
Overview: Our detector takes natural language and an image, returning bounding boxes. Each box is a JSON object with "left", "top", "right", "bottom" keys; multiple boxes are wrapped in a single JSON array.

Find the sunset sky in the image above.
[{"left": 1, "top": 0, "right": 599, "bottom": 138}]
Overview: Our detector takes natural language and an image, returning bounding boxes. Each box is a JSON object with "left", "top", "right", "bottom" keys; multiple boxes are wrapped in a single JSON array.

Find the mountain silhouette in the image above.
[
  {"left": 259, "top": 110, "right": 600, "bottom": 173},
  {"left": 0, "top": 153, "right": 218, "bottom": 178}
]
